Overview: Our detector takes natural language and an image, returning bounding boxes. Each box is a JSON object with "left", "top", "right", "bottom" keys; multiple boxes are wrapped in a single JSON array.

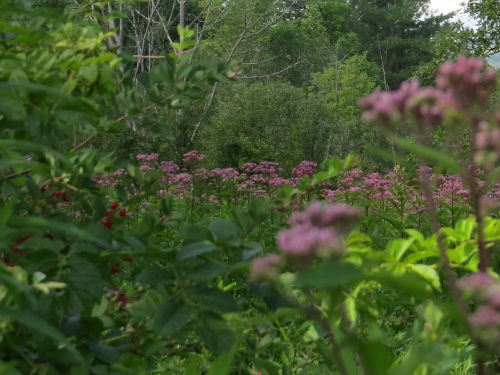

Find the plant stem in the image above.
[
  {"left": 415, "top": 128, "right": 468, "bottom": 322},
  {"left": 477, "top": 358, "right": 485, "bottom": 375},
  {"left": 468, "top": 115, "right": 488, "bottom": 271},
  {"left": 418, "top": 165, "right": 468, "bottom": 321}
]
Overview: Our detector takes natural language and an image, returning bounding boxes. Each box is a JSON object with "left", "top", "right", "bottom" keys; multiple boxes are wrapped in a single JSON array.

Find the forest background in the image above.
[{"left": 45, "top": 0, "right": 500, "bottom": 172}]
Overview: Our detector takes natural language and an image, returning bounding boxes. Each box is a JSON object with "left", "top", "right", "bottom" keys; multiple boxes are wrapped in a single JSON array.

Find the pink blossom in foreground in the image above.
[
  {"left": 469, "top": 305, "right": 500, "bottom": 328},
  {"left": 288, "top": 201, "right": 360, "bottom": 231},
  {"left": 250, "top": 254, "right": 282, "bottom": 281},
  {"left": 278, "top": 224, "right": 339, "bottom": 257},
  {"left": 459, "top": 272, "right": 495, "bottom": 299},
  {"left": 278, "top": 201, "right": 360, "bottom": 258},
  {"left": 436, "top": 55, "right": 497, "bottom": 106}
]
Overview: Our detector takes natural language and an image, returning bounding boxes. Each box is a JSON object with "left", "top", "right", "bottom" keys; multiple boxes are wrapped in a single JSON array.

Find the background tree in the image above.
[{"left": 349, "top": 0, "right": 448, "bottom": 89}]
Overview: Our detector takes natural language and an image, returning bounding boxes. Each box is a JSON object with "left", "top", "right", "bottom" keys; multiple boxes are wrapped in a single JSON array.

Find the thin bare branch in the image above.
[{"left": 239, "top": 58, "right": 302, "bottom": 79}]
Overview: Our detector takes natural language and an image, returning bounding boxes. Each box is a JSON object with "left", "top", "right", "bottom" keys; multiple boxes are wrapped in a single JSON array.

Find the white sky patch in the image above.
[
  {"left": 429, "top": 0, "right": 464, "bottom": 14},
  {"left": 428, "top": 0, "right": 476, "bottom": 27}
]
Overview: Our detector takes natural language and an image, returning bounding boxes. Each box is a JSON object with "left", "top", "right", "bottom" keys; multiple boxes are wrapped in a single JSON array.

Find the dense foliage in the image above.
[{"left": 3, "top": 0, "right": 500, "bottom": 374}]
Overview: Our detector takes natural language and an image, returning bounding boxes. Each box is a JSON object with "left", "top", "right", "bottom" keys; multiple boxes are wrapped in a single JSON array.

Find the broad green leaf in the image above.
[
  {"left": 455, "top": 217, "right": 476, "bottom": 239},
  {"left": 136, "top": 266, "right": 174, "bottom": 285},
  {"left": 447, "top": 242, "right": 476, "bottom": 265},
  {"left": 197, "top": 317, "right": 235, "bottom": 354},
  {"left": 0, "top": 199, "right": 16, "bottom": 226},
  {"left": 408, "top": 264, "right": 441, "bottom": 291},
  {"left": 208, "top": 219, "right": 239, "bottom": 244},
  {"left": 178, "top": 241, "right": 216, "bottom": 260},
  {"left": 91, "top": 296, "right": 109, "bottom": 317},
  {"left": 0, "top": 307, "right": 82, "bottom": 362},
  {"left": 356, "top": 340, "right": 393, "bottom": 375},
  {"left": 195, "top": 289, "right": 239, "bottom": 313},
  {"left": 387, "top": 238, "right": 415, "bottom": 261},
  {"left": 154, "top": 301, "right": 190, "bottom": 335},
  {"left": 206, "top": 338, "right": 238, "bottom": 375},
  {"left": 405, "top": 229, "right": 425, "bottom": 242}
]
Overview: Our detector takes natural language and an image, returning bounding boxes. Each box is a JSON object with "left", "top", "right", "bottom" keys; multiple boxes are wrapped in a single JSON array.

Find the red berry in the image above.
[
  {"left": 111, "top": 201, "right": 118, "bottom": 210},
  {"left": 119, "top": 208, "right": 126, "bottom": 217},
  {"left": 114, "top": 262, "right": 120, "bottom": 268},
  {"left": 52, "top": 191, "right": 61, "bottom": 199},
  {"left": 125, "top": 257, "right": 133, "bottom": 263},
  {"left": 62, "top": 192, "right": 69, "bottom": 202},
  {"left": 105, "top": 210, "right": 113, "bottom": 217},
  {"left": 110, "top": 267, "right": 119, "bottom": 274},
  {"left": 118, "top": 293, "right": 127, "bottom": 304},
  {"left": 19, "top": 234, "right": 31, "bottom": 243},
  {"left": 102, "top": 219, "right": 112, "bottom": 229},
  {"left": 41, "top": 184, "right": 51, "bottom": 193}
]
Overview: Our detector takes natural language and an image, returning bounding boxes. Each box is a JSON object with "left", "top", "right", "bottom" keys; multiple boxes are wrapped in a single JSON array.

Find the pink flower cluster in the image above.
[
  {"left": 278, "top": 201, "right": 360, "bottom": 258},
  {"left": 459, "top": 273, "right": 500, "bottom": 349},
  {"left": 359, "top": 56, "right": 497, "bottom": 130},
  {"left": 250, "top": 201, "right": 360, "bottom": 281},
  {"left": 359, "top": 79, "right": 456, "bottom": 129},
  {"left": 136, "top": 153, "right": 159, "bottom": 162},
  {"left": 292, "top": 161, "right": 318, "bottom": 178},
  {"left": 183, "top": 150, "right": 206, "bottom": 163},
  {"left": 436, "top": 55, "right": 497, "bottom": 106},
  {"left": 435, "top": 175, "right": 469, "bottom": 204},
  {"left": 92, "top": 168, "right": 127, "bottom": 187},
  {"left": 322, "top": 167, "right": 481, "bottom": 222}
]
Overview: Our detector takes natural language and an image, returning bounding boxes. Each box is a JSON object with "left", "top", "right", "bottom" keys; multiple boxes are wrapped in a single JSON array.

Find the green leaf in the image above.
[
  {"left": 369, "top": 272, "right": 433, "bottom": 298},
  {"left": 447, "top": 242, "right": 476, "bottom": 265},
  {"left": 196, "top": 289, "right": 239, "bottom": 313},
  {"left": 105, "top": 10, "right": 127, "bottom": 20},
  {"left": 206, "top": 338, "right": 238, "bottom": 375},
  {"left": 405, "top": 229, "right": 425, "bottom": 242},
  {"left": 387, "top": 238, "right": 415, "bottom": 261},
  {"left": 345, "top": 296, "right": 357, "bottom": 326},
  {"left": 356, "top": 340, "right": 393, "bottom": 375},
  {"left": 208, "top": 219, "right": 239, "bottom": 244},
  {"left": 79, "top": 65, "right": 98, "bottom": 84},
  {"left": 0, "top": 199, "right": 16, "bottom": 226},
  {"left": 154, "top": 301, "right": 190, "bottom": 335},
  {"left": 295, "top": 262, "right": 361, "bottom": 287},
  {"left": 455, "top": 217, "right": 476, "bottom": 239},
  {"left": 197, "top": 317, "right": 235, "bottom": 354},
  {"left": 136, "top": 265, "right": 174, "bottom": 285},
  {"left": 0, "top": 306, "right": 82, "bottom": 362},
  {"left": 91, "top": 296, "right": 108, "bottom": 317},
  {"left": 178, "top": 241, "right": 216, "bottom": 260},
  {"left": 393, "top": 137, "right": 460, "bottom": 173},
  {"left": 408, "top": 264, "right": 441, "bottom": 291}
]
